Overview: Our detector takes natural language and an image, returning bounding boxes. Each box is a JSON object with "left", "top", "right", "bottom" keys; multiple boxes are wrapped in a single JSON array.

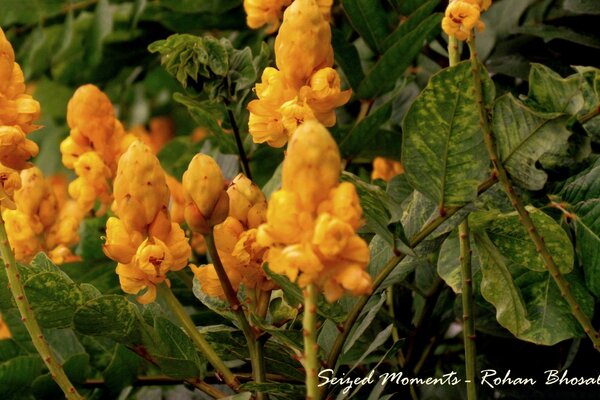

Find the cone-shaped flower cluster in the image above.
[
  {"left": 60, "top": 84, "right": 137, "bottom": 213},
  {"left": 371, "top": 157, "right": 404, "bottom": 182},
  {"left": 257, "top": 120, "right": 372, "bottom": 302},
  {"left": 0, "top": 28, "right": 41, "bottom": 206},
  {"left": 103, "top": 141, "right": 191, "bottom": 304},
  {"left": 442, "top": 0, "right": 492, "bottom": 41},
  {"left": 2, "top": 167, "right": 83, "bottom": 264},
  {"left": 243, "top": 0, "right": 332, "bottom": 34},
  {"left": 247, "top": 0, "right": 350, "bottom": 147},
  {"left": 189, "top": 172, "right": 274, "bottom": 300}
]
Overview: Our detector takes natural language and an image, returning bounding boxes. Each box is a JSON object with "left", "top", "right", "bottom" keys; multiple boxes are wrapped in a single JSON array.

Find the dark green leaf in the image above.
[
  {"left": 382, "top": 0, "right": 440, "bottom": 51},
  {"left": 331, "top": 27, "right": 365, "bottom": 90},
  {"left": 342, "top": 0, "right": 391, "bottom": 53},
  {"left": 73, "top": 295, "right": 141, "bottom": 343},
  {"left": 526, "top": 63, "right": 585, "bottom": 115},
  {"left": 402, "top": 61, "right": 491, "bottom": 210}
]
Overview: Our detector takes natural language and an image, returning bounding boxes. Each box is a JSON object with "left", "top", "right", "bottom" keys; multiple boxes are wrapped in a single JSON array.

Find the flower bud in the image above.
[
  {"left": 257, "top": 190, "right": 313, "bottom": 246},
  {"left": 275, "top": 0, "right": 333, "bottom": 89},
  {"left": 0, "top": 165, "right": 21, "bottom": 209},
  {"left": 244, "top": 0, "right": 293, "bottom": 33},
  {"left": 183, "top": 154, "right": 229, "bottom": 233},
  {"left": 116, "top": 262, "right": 159, "bottom": 304},
  {"left": 0, "top": 125, "right": 39, "bottom": 170},
  {"left": 103, "top": 217, "right": 143, "bottom": 264},
  {"left": 282, "top": 120, "right": 341, "bottom": 212},
  {"left": 0, "top": 28, "right": 15, "bottom": 94},
  {"left": 317, "top": 182, "right": 363, "bottom": 230},
  {"left": 312, "top": 213, "right": 354, "bottom": 259},
  {"left": 113, "top": 141, "right": 170, "bottom": 233},
  {"left": 227, "top": 173, "right": 267, "bottom": 227},
  {"left": 2, "top": 209, "right": 40, "bottom": 262},
  {"left": 302, "top": 68, "right": 352, "bottom": 126},
  {"left": 15, "top": 167, "right": 58, "bottom": 230},
  {"left": 214, "top": 217, "right": 245, "bottom": 254}
]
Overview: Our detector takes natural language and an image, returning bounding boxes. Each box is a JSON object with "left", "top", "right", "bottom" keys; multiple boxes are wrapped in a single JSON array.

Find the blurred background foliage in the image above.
[{"left": 2, "top": 0, "right": 600, "bottom": 399}]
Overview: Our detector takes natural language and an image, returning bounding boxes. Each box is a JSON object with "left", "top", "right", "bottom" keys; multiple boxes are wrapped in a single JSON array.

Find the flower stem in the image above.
[
  {"left": 459, "top": 221, "right": 477, "bottom": 400},
  {"left": 466, "top": 33, "right": 600, "bottom": 350},
  {"left": 303, "top": 284, "right": 319, "bottom": 400},
  {"left": 0, "top": 214, "right": 84, "bottom": 400},
  {"left": 157, "top": 283, "right": 241, "bottom": 391},
  {"left": 204, "top": 231, "right": 266, "bottom": 399},
  {"left": 324, "top": 176, "right": 497, "bottom": 372},
  {"left": 226, "top": 107, "right": 253, "bottom": 180}
]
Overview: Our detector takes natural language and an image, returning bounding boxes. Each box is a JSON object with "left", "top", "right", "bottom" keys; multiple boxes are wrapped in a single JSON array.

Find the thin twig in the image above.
[{"left": 226, "top": 108, "right": 253, "bottom": 180}]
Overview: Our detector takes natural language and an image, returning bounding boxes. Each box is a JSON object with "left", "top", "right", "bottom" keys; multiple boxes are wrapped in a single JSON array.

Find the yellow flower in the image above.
[
  {"left": 0, "top": 28, "right": 15, "bottom": 94},
  {"left": 371, "top": 157, "right": 404, "bottom": 182},
  {"left": 0, "top": 164, "right": 21, "bottom": 209},
  {"left": 232, "top": 229, "right": 273, "bottom": 291},
  {"left": 270, "top": 243, "right": 323, "bottom": 283},
  {"left": 190, "top": 263, "right": 225, "bottom": 299},
  {"left": 254, "top": 67, "right": 296, "bottom": 106},
  {"left": 247, "top": 102, "right": 287, "bottom": 147},
  {"left": 0, "top": 125, "right": 39, "bottom": 170},
  {"left": 14, "top": 167, "right": 58, "bottom": 232},
  {"left": 103, "top": 217, "right": 143, "bottom": 264},
  {"left": 48, "top": 245, "right": 80, "bottom": 265},
  {"left": 317, "top": 182, "right": 363, "bottom": 230},
  {"left": 116, "top": 262, "right": 163, "bottom": 304},
  {"left": 2, "top": 209, "right": 40, "bottom": 262},
  {"left": 244, "top": 0, "right": 292, "bottom": 33},
  {"left": 279, "top": 97, "right": 316, "bottom": 136},
  {"left": 0, "top": 313, "right": 11, "bottom": 340},
  {"left": 162, "top": 222, "right": 192, "bottom": 270},
  {"left": 135, "top": 238, "right": 174, "bottom": 277},
  {"left": 113, "top": 141, "right": 170, "bottom": 233},
  {"left": 227, "top": 173, "right": 268, "bottom": 228},
  {"left": 301, "top": 67, "right": 352, "bottom": 127},
  {"left": 311, "top": 213, "right": 355, "bottom": 259},
  {"left": 282, "top": 120, "right": 341, "bottom": 213},
  {"left": 275, "top": 0, "right": 334, "bottom": 89},
  {"left": 182, "top": 154, "right": 229, "bottom": 234},
  {"left": 257, "top": 189, "right": 313, "bottom": 246},
  {"left": 442, "top": 1, "right": 484, "bottom": 41},
  {"left": 165, "top": 174, "right": 185, "bottom": 224}
]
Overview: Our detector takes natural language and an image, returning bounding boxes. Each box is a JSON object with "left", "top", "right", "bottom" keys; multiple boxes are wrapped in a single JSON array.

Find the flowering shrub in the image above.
[{"left": 2, "top": 1, "right": 600, "bottom": 399}]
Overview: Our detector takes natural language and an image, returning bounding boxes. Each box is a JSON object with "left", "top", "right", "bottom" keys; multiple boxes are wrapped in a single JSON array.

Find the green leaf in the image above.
[
  {"left": 76, "top": 214, "right": 109, "bottom": 262},
  {"left": 557, "top": 157, "right": 600, "bottom": 296},
  {"left": 0, "top": 356, "right": 43, "bottom": 399},
  {"left": 357, "top": 13, "right": 441, "bottom": 98},
  {"left": 191, "top": 276, "right": 237, "bottom": 322},
  {"left": 564, "top": 0, "right": 600, "bottom": 14},
  {"left": 402, "top": 61, "right": 491, "bottom": 210},
  {"left": 382, "top": 0, "right": 440, "bottom": 51},
  {"left": 88, "top": 0, "right": 113, "bottom": 66},
  {"left": 339, "top": 99, "right": 393, "bottom": 158},
  {"left": 474, "top": 233, "right": 532, "bottom": 337},
  {"left": 331, "top": 27, "right": 365, "bottom": 90},
  {"left": 153, "top": 317, "right": 204, "bottom": 379},
  {"left": 516, "top": 25, "right": 600, "bottom": 50},
  {"left": 73, "top": 295, "right": 142, "bottom": 343},
  {"left": 342, "top": 0, "right": 391, "bottom": 53},
  {"left": 343, "top": 293, "right": 386, "bottom": 352},
  {"left": 0, "top": 0, "right": 63, "bottom": 25},
  {"left": 102, "top": 345, "right": 140, "bottom": 394},
  {"left": 158, "top": 0, "right": 241, "bottom": 13},
  {"left": 472, "top": 208, "right": 574, "bottom": 274},
  {"left": 526, "top": 63, "right": 585, "bottom": 115},
  {"left": 493, "top": 94, "right": 574, "bottom": 191},
  {"left": 437, "top": 233, "right": 481, "bottom": 294}
]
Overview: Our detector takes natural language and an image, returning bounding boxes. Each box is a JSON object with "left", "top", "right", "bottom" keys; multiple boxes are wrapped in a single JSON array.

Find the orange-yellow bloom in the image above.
[
  {"left": 371, "top": 157, "right": 404, "bottom": 182},
  {"left": 442, "top": 1, "right": 485, "bottom": 41},
  {"left": 244, "top": 0, "right": 292, "bottom": 33},
  {"left": 0, "top": 126, "right": 39, "bottom": 170}
]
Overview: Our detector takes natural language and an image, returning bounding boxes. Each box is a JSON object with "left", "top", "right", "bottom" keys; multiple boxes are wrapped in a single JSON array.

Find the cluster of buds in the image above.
[
  {"left": 2, "top": 167, "right": 83, "bottom": 264},
  {"left": 60, "top": 85, "right": 137, "bottom": 214},
  {"left": 0, "top": 28, "right": 41, "bottom": 206},
  {"left": 243, "top": 0, "right": 331, "bottom": 34},
  {"left": 103, "top": 141, "right": 191, "bottom": 304},
  {"left": 183, "top": 155, "right": 274, "bottom": 300},
  {"left": 247, "top": 0, "right": 350, "bottom": 147},
  {"left": 371, "top": 157, "right": 404, "bottom": 182},
  {"left": 257, "top": 120, "right": 372, "bottom": 302},
  {"left": 442, "top": 0, "right": 492, "bottom": 41}
]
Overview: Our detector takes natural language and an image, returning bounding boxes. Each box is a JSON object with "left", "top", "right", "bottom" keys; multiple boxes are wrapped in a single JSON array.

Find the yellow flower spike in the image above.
[
  {"left": 0, "top": 28, "right": 15, "bottom": 93},
  {"left": 270, "top": 243, "right": 323, "bottom": 283},
  {"left": 279, "top": 97, "right": 316, "bottom": 136},
  {"left": 275, "top": 0, "right": 334, "bottom": 89},
  {"left": 0, "top": 165, "right": 21, "bottom": 209},
  {"left": 2, "top": 209, "right": 41, "bottom": 262},
  {"left": 182, "top": 153, "right": 229, "bottom": 234},
  {"left": 247, "top": 103, "right": 287, "bottom": 147},
  {"left": 135, "top": 238, "right": 174, "bottom": 278},
  {"left": 59, "top": 137, "right": 87, "bottom": 170},
  {"left": 257, "top": 189, "right": 312, "bottom": 246},
  {"left": 227, "top": 173, "right": 267, "bottom": 227},
  {"left": 311, "top": 213, "right": 354, "bottom": 259},
  {"left": 442, "top": 1, "right": 483, "bottom": 41},
  {"left": 113, "top": 141, "right": 170, "bottom": 233},
  {"left": 66, "top": 84, "right": 116, "bottom": 158},
  {"left": 163, "top": 222, "right": 192, "bottom": 270},
  {"left": 301, "top": 67, "right": 352, "bottom": 127},
  {"left": 15, "top": 167, "right": 58, "bottom": 231},
  {"left": 103, "top": 217, "right": 143, "bottom": 264},
  {"left": 214, "top": 216, "right": 245, "bottom": 254},
  {"left": 190, "top": 264, "right": 226, "bottom": 299},
  {"left": 282, "top": 120, "right": 341, "bottom": 213},
  {"left": 254, "top": 67, "right": 296, "bottom": 106},
  {"left": 244, "top": 0, "right": 293, "bottom": 33},
  {"left": 0, "top": 125, "right": 39, "bottom": 170},
  {"left": 317, "top": 182, "right": 363, "bottom": 230}
]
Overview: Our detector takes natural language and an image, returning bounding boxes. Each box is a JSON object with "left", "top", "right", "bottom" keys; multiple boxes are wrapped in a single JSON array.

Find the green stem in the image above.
[
  {"left": 157, "top": 284, "right": 241, "bottom": 391},
  {"left": 204, "top": 231, "right": 266, "bottom": 399},
  {"left": 0, "top": 215, "right": 83, "bottom": 400},
  {"left": 324, "top": 176, "right": 497, "bottom": 372},
  {"left": 226, "top": 107, "right": 253, "bottom": 180},
  {"left": 448, "top": 36, "right": 461, "bottom": 66},
  {"left": 303, "top": 284, "right": 319, "bottom": 400},
  {"left": 579, "top": 104, "right": 600, "bottom": 125},
  {"left": 459, "top": 221, "right": 477, "bottom": 400},
  {"left": 466, "top": 33, "right": 600, "bottom": 350}
]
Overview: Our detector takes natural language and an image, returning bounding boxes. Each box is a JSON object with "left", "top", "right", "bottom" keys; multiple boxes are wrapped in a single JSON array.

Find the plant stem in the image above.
[
  {"left": 466, "top": 34, "right": 600, "bottom": 350},
  {"left": 459, "top": 221, "right": 477, "bottom": 400},
  {"left": 449, "top": 33, "right": 478, "bottom": 400},
  {"left": 204, "top": 231, "right": 266, "bottom": 399},
  {"left": 324, "top": 176, "right": 497, "bottom": 373},
  {"left": 226, "top": 108, "right": 253, "bottom": 180},
  {"left": 0, "top": 215, "right": 84, "bottom": 400},
  {"left": 303, "top": 284, "right": 319, "bottom": 400},
  {"left": 579, "top": 104, "right": 600, "bottom": 125},
  {"left": 157, "top": 283, "right": 241, "bottom": 391}
]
